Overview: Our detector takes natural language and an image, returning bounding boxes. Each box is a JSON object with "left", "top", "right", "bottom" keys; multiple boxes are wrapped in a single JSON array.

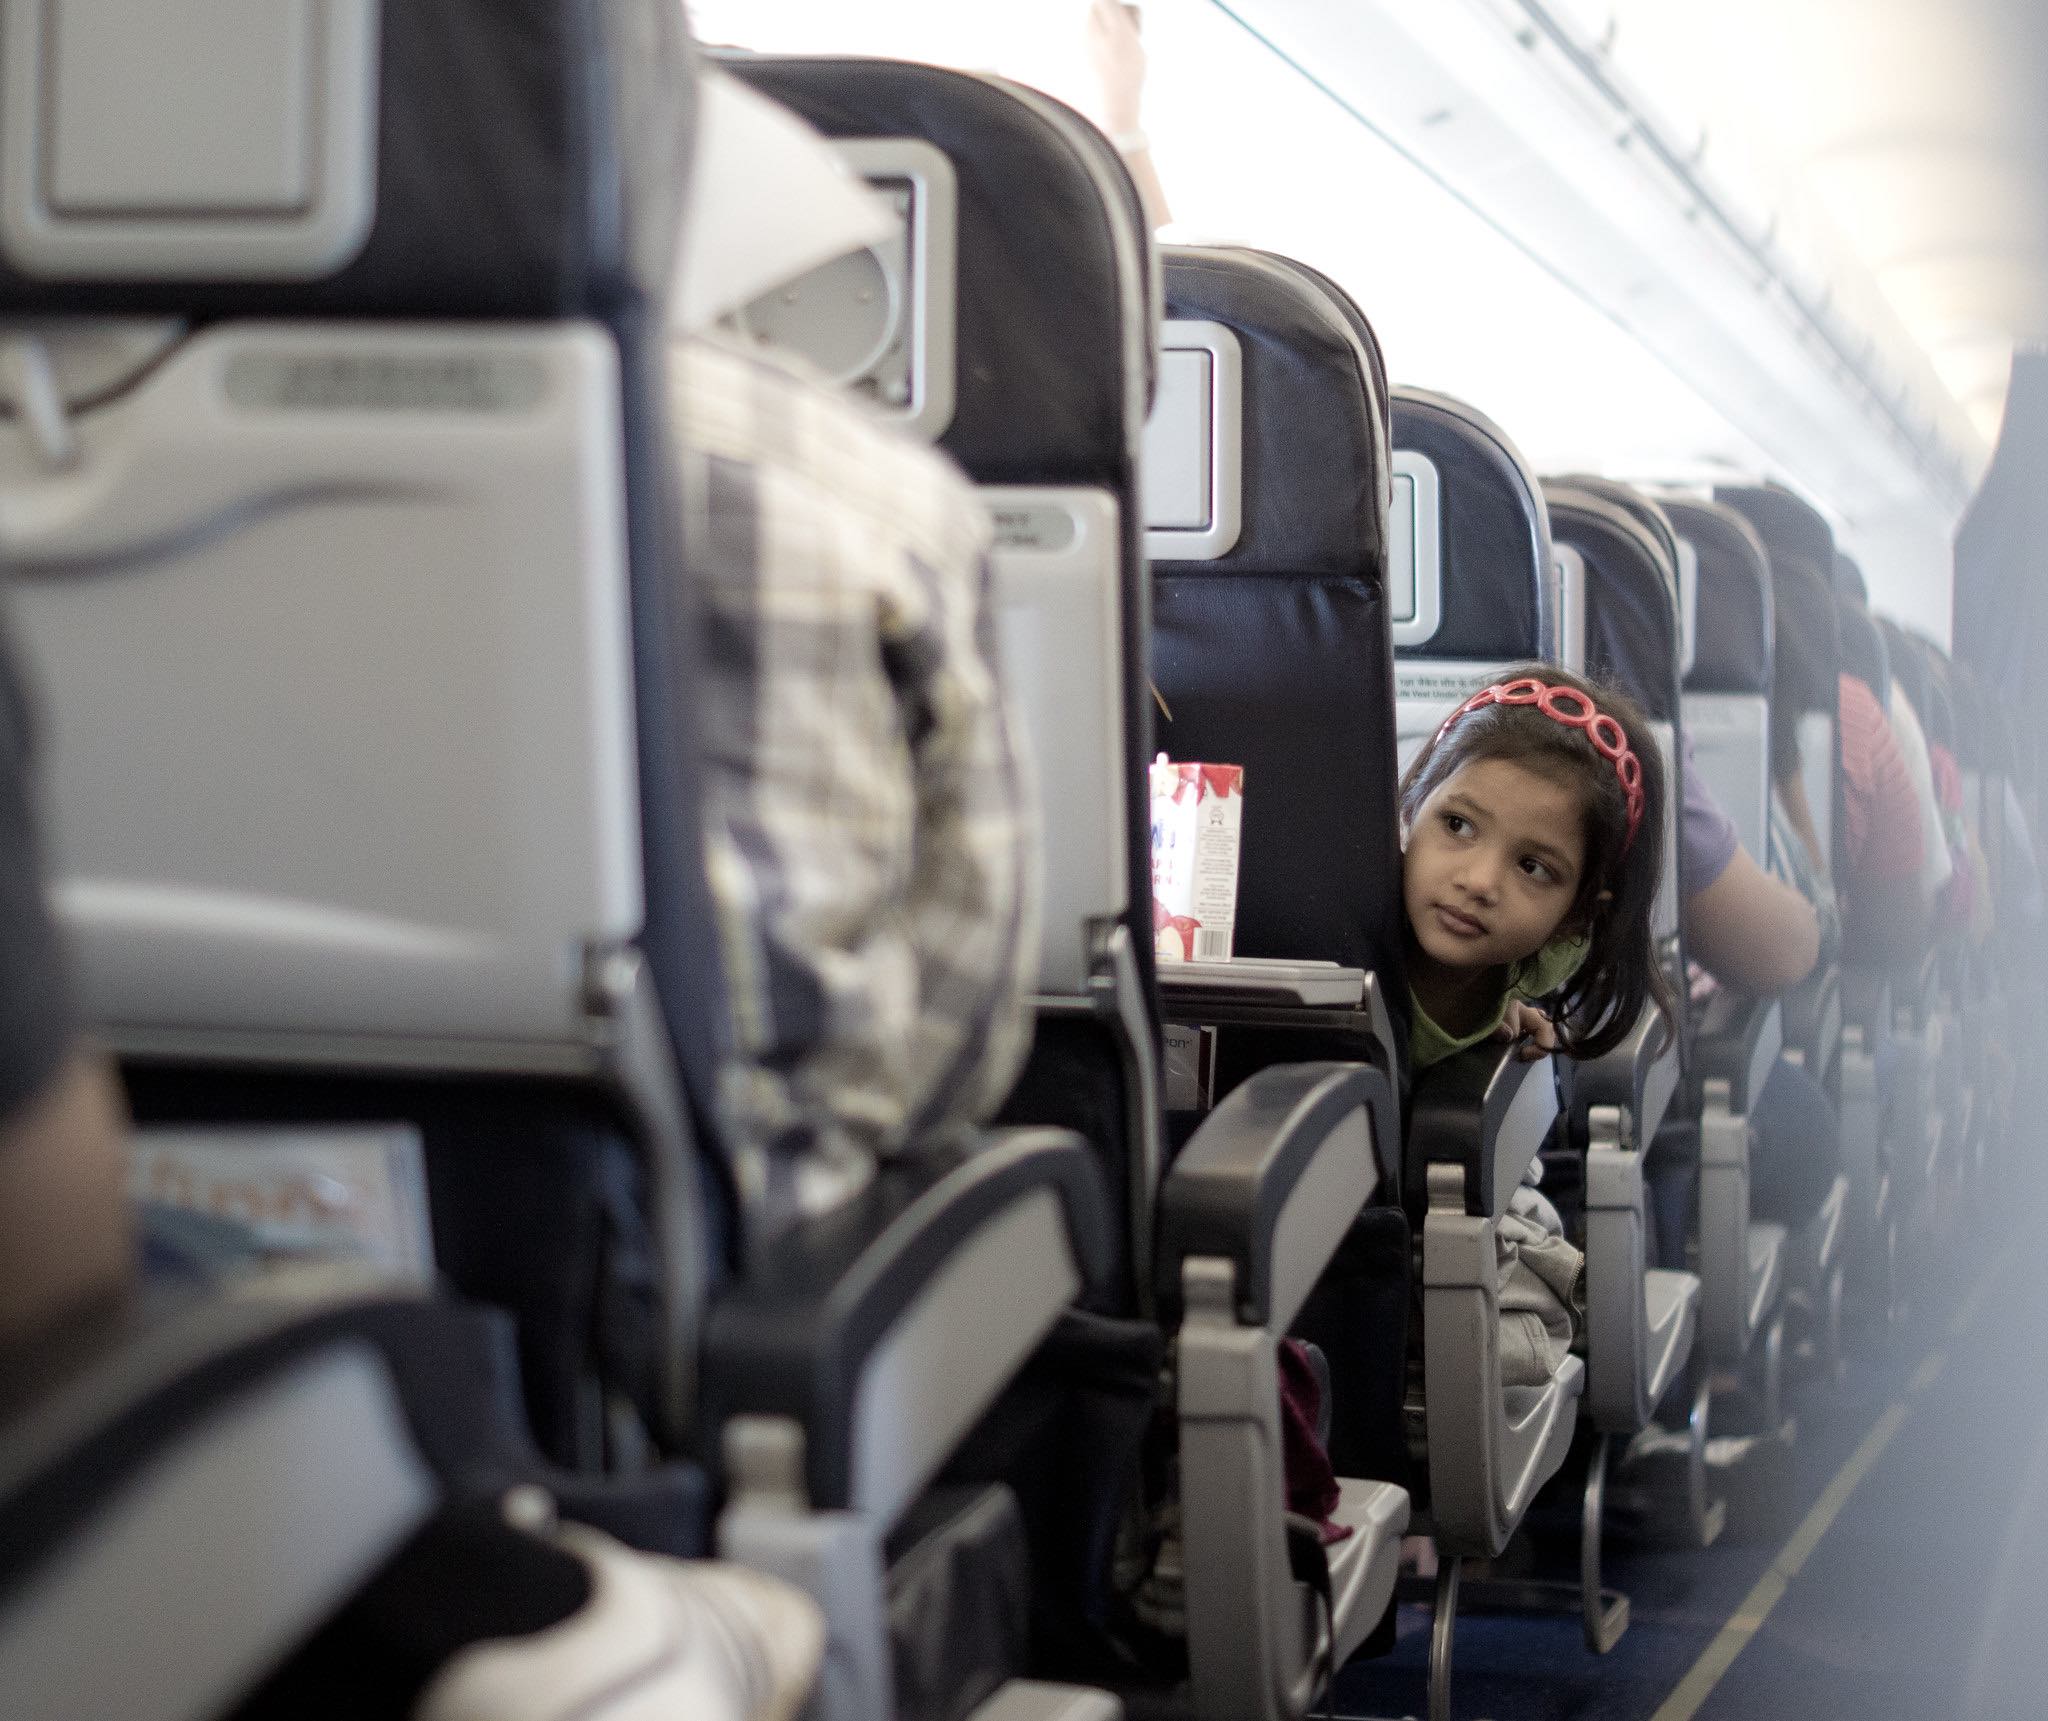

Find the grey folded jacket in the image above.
[{"left": 1496, "top": 1183, "right": 1587, "bottom": 1391}]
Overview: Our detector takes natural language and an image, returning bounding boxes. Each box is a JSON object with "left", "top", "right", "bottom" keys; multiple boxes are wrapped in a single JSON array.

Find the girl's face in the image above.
[{"left": 1402, "top": 756, "right": 1588, "bottom": 974}]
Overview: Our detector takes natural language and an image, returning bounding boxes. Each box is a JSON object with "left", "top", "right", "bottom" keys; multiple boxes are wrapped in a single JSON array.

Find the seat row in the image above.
[{"left": 0, "top": 8, "right": 2023, "bottom": 1721}]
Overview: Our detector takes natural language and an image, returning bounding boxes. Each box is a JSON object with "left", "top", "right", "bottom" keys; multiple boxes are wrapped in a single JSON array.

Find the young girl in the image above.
[
  {"left": 1399, "top": 666, "right": 1675, "bottom": 1395},
  {"left": 1400, "top": 665, "right": 1675, "bottom": 1074}
]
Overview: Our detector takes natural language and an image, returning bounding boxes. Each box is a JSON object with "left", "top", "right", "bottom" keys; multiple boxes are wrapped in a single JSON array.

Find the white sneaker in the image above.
[{"left": 416, "top": 1523, "right": 824, "bottom": 1721}]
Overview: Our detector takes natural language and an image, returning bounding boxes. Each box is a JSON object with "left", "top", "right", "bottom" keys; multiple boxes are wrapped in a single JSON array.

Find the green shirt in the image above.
[{"left": 1408, "top": 934, "right": 1588, "bottom": 1071}]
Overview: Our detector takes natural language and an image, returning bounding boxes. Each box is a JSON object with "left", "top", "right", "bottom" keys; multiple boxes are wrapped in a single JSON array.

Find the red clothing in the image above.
[{"left": 1838, "top": 673, "right": 1923, "bottom": 887}]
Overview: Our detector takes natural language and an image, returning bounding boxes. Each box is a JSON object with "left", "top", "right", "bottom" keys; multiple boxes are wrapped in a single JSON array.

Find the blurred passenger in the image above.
[
  {"left": 673, "top": 76, "right": 1040, "bottom": 1251},
  {"left": 0, "top": 614, "right": 131, "bottom": 1350}
]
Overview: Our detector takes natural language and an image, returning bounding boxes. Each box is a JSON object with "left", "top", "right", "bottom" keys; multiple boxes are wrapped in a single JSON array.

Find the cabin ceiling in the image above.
[{"left": 1597, "top": 0, "right": 2048, "bottom": 443}]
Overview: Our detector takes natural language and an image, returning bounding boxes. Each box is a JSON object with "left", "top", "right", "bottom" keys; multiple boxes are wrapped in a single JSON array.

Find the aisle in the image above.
[
  {"left": 1331, "top": 1211, "right": 2030, "bottom": 1721},
  {"left": 1698, "top": 1237, "right": 2046, "bottom": 1721}
]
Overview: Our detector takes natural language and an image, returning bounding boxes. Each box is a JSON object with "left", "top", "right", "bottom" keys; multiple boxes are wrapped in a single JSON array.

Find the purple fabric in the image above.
[
  {"left": 1680, "top": 731, "right": 1741, "bottom": 898},
  {"left": 1278, "top": 1339, "right": 1352, "bottom": 1545}
]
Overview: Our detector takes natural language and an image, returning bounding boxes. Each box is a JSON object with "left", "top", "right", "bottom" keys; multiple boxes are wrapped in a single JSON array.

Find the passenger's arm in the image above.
[
  {"left": 1686, "top": 845, "right": 1821, "bottom": 996},
  {"left": 0, "top": 621, "right": 133, "bottom": 1346},
  {"left": 0, "top": 1050, "right": 133, "bottom": 1344}
]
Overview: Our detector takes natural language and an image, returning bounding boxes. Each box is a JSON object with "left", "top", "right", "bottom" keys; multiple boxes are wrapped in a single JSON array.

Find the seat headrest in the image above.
[
  {"left": 1390, "top": 388, "right": 1551, "bottom": 661},
  {"left": 1875, "top": 617, "right": 1929, "bottom": 722},
  {"left": 1713, "top": 483, "right": 1836, "bottom": 581},
  {"left": 1543, "top": 480, "right": 1680, "bottom": 723},
  {"left": 1837, "top": 602, "right": 1889, "bottom": 708},
  {"left": 1153, "top": 247, "right": 1386, "bottom": 580},
  {"left": 724, "top": 55, "right": 1153, "bottom": 486},
  {"left": 1834, "top": 552, "right": 1869, "bottom": 606},
  {"left": 0, "top": 0, "right": 692, "bottom": 319},
  {"left": 1666, "top": 498, "right": 1774, "bottom": 696}
]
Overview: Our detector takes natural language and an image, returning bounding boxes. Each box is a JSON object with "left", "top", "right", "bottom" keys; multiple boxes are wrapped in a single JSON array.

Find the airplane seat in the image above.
[
  {"left": 1137, "top": 243, "right": 1413, "bottom": 1721},
  {"left": 0, "top": 0, "right": 717, "bottom": 1475},
  {"left": 724, "top": 50, "right": 1162, "bottom": 1309},
  {"left": 0, "top": 1276, "right": 613, "bottom": 1721},
  {"left": 718, "top": 69, "right": 1409, "bottom": 1721},
  {"left": 1526, "top": 486, "right": 1718, "bottom": 1547},
  {"left": 1670, "top": 499, "right": 1850, "bottom": 1384},
  {"left": 1762, "top": 547, "right": 1905, "bottom": 1328},
  {"left": 1389, "top": 388, "right": 1562, "bottom": 761},
  {"left": 0, "top": 16, "right": 1120, "bottom": 1721},
  {"left": 1544, "top": 480, "right": 1795, "bottom": 1449},
  {"left": 1356, "top": 389, "right": 1593, "bottom": 1696}
]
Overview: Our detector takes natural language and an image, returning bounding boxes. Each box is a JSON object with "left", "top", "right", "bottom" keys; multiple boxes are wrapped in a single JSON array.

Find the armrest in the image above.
[
  {"left": 1569, "top": 1003, "right": 1679, "bottom": 1147},
  {"left": 1153, "top": 973, "right": 1403, "bottom": 1186},
  {"left": 1407, "top": 1045, "right": 1560, "bottom": 1221},
  {"left": 1155, "top": 1062, "right": 1385, "bottom": 1330},
  {"left": 701, "top": 1129, "right": 1110, "bottom": 1526},
  {"left": 1692, "top": 991, "right": 1782, "bottom": 1114},
  {"left": 0, "top": 1278, "right": 513, "bottom": 1719}
]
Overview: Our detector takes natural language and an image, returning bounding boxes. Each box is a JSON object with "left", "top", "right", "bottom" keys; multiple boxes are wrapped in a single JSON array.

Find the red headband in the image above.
[{"left": 1433, "top": 677, "right": 1646, "bottom": 851}]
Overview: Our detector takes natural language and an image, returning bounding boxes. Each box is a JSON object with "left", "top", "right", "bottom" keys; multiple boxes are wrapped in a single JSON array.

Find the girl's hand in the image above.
[{"left": 1496, "top": 1000, "right": 1558, "bottom": 1061}]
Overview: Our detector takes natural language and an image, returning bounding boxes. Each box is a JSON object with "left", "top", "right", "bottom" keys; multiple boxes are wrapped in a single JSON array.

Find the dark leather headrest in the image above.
[
  {"left": 1156, "top": 246, "right": 1386, "bottom": 580},
  {"left": 1392, "top": 389, "right": 1549, "bottom": 660},
  {"left": 1714, "top": 483, "right": 1836, "bottom": 578},
  {"left": 1667, "top": 498, "right": 1773, "bottom": 696},
  {"left": 728, "top": 55, "right": 1151, "bottom": 492},
  {"left": 1544, "top": 481, "right": 1680, "bottom": 723},
  {"left": 1831, "top": 593, "right": 1886, "bottom": 709}
]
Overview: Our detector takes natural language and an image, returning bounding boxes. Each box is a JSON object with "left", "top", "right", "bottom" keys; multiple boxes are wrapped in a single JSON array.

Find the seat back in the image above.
[
  {"left": 1879, "top": 617, "right": 1937, "bottom": 738},
  {"left": 1720, "top": 487, "right": 1845, "bottom": 881},
  {"left": 1389, "top": 389, "right": 1558, "bottom": 764},
  {"left": 726, "top": 56, "right": 1162, "bottom": 1299},
  {"left": 1151, "top": 247, "right": 1402, "bottom": 991},
  {"left": 0, "top": 0, "right": 711, "bottom": 1463},
  {"left": 1542, "top": 481, "right": 1685, "bottom": 948},
  {"left": 1670, "top": 499, "right": 1775, "bottom": 866}
]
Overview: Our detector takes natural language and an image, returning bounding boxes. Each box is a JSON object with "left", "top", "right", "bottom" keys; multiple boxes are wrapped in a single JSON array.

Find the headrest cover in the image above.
[
  {"left": 1156, "top": 248, "right": 1384, "bottom": 579},
  {"left": 1544, "top": 483, "right": 1679, "bottom": 723},
  {"left": 0, "top": 0, "right": 694, "bottom": 319},
  {"left": 729, "top": 55, "right": 1147, "bottom": 491},
  {"left": 1666, "top": 499, "right": 1773, "bottom": 695},
  {"left": 1391, "top": 389, "right": 1549, "bottom": 661},
  {"left": 1833, "top": 596, "right": 1889, "bottom": 708},
  {"left": 1714, "top": 484, "right": 1836, "bottom": 583}
]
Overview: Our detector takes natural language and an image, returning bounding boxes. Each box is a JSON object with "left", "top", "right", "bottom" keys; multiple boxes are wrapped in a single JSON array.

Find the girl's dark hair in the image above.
[{"left": 1398, "top": 663, "right": 1676, "bottom": 1061}]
